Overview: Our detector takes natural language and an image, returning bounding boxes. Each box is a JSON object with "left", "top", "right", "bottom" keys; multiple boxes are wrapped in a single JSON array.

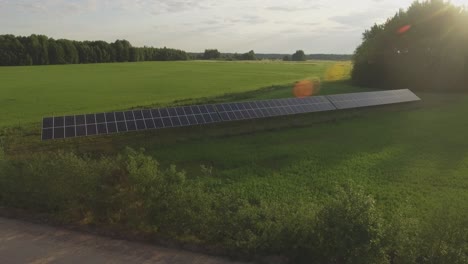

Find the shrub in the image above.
[{"left": 297, "top": 182, "right": 388, "bottom": 264}]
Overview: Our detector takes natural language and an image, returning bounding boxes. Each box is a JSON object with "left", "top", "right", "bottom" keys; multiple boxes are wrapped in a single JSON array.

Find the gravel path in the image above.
[{"left": 0, "top": 217, "right": 247, "bottom": 264}]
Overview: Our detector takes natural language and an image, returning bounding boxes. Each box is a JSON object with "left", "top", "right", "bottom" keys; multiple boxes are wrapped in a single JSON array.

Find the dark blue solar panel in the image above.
[
  {"left": 86, "top": 114, "right": 96, "bottom": 124},
  {"left": 144, "top": 119, "right": 155, "bottom": 129},
  {"left": 183, "top": 106, "right": 193, "bottom": 115},
  {"left": 170, "top": 117, "right": 181, "bottom": 127},
  {"left": 43, "top": 117, "right": 53, "bottom": 128},
  {"left": 191, "top": 106, "right": 201, "bottom": 114},
  {"left": 142, "top": 110, "right": 152, "bottom": 119},
  {"left": 116, "top": 122, "right": 127, "bottom": 132},
  {"left": 107, "top": 122, "right": 118, "bottom": 133},
  {"left": 54, "top": 127, "right": 64, "bottom": 139},
  {"left": 162, "top": 117, "right": 172, "bottom": 127},
  {"left": 124, "top": 111, "right": 134, "bottom": 120},
  {"left": 179, "top": 116, "right": 189, "bottom": 126},
  {"left": 175, "top": 107, "right": 185, "bottom": 116},
  {"left": 54, "top": 116, "right": 64, "bottom": 127},
  {"left": 154, "top": 118, "right": 163, "bottom": 128},
  {"left": 195, "top": 115, "right": 205, "bottom": 124},
  {"left": 65, "top": 116, "right": 75, "bottom": 126},
  {"left": 41, "top": 90, "right": 420, "bottom": 140},
  {"left": 126, "top": 121, "right": 137, "bottom": 131},
  {"left": 151, "top": 109, "right": 161, "bottom": 118},
  {"left": 187, "top": 115, "right": 198, "bottom": 125},
  {"left": 96, "top": 113, "right": 106, "bottom": 123},
  {"left": 115, "top": 112, "right": 125, "bottom": 121},
  {"left": 135, "top": 120, "right": 146, "bottom": 130},
  {"left": 327, "top": 89, "right": 421, "bottom": 109},
  {"left": 160, "top": 108, "right": 169, "bottom": 117},
  {"left": 76, "top": 125, "right": 86, "bottom": 136},
  {"left": 97, "top": 123, "right": 107, "bottom": 134},
  {"left": 75, "top": 115, "right": 86, "bottom": 126},
  {"left": 168, "top": 108, "right": 177, "bottom": 117},
  {"left": 65, "top": 126, "right": 76, "bottom": 138},
  {"left": 42, "top": 128, "right": 53, "bottom": 140},
  {"left": 133, "top": 110, "right": 144, "bottom": 120},
  {"left": 86, "top": 124, "right": 97, "bottom": 135},
  {"left": 106, "top": 112, "right": 116, "bottom": 122}
]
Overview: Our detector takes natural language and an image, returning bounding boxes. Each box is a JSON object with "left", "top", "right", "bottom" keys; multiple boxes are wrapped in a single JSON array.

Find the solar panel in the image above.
[
  {"left": 41, "top": 89, "right": 420, "bottom": 140},
  {"left": 215, "top": 96, "right": 335, "bottom": 122},
  {"left": 326, "top": 89, "right": 420, "bottom": 109},
  {"left": 42, "top": 103, "right": 221, "bottom": 140}
]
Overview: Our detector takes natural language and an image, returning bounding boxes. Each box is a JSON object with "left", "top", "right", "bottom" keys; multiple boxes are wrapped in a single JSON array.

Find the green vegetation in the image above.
[
  {"left": 352, "top": 0, "right": 468, "bottom": 91},
  {"left": 1, "top": 90, "right": 468, "bottom": 262},
  {"left": 0, "top": 34, "right": 188, "bottom": 66},
  {"left": 0, "top": 57, "right": 467, "bottom": 262},
  {"left": 0, "top": 60, "right": 338, "bottom": 127},
  {"left": 292, "top": 50, "right": 307, "bottom": 61}
]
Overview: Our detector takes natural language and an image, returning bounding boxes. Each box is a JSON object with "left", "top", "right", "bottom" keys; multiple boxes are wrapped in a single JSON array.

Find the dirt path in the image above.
[{"left": 0, "top": 217, "right": 247, "bottom": 264}]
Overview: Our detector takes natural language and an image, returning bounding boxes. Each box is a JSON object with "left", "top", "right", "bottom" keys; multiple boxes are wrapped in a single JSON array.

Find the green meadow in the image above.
[
  {"left": 0, "top": 60, "right": 344, "bottom": 127},
  {"left": 1, "top": 60, "right": 467, "bottom": 262}
]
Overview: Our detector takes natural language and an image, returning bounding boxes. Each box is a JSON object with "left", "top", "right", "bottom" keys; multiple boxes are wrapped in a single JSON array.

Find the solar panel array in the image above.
[
  {"left": 326, "top": 89, "right": 420, "bottom": 109},
  {"left": 42, "top": 105, "right": 220, "bottom": 140},
  {"left": 41, "top": 89, "right": 420, "bottom": 140},
  {"left": 215, "top": 96, "right": 335, "bottom": 122}
]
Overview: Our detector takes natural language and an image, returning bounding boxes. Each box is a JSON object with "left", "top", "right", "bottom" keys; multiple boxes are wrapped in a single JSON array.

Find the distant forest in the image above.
[
  {"left": 0, "top": 34, "right": 351, "bottom": 66},
  {"left": 0, "top": 34, "right": 189, "bottom": 66},
  {"left": 189, "top": 52, "right": 352, "bottom": 61}
]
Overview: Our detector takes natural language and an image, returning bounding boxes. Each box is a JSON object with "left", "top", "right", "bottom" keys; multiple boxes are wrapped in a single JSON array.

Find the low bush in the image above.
[{"left": 0, "top": 148, "right": 466, "bottom": 263}]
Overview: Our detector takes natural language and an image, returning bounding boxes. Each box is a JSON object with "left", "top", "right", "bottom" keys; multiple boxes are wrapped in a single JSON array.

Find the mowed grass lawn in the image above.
[{"left": 0, "top": 60, "right": 342, "bottom": 127}]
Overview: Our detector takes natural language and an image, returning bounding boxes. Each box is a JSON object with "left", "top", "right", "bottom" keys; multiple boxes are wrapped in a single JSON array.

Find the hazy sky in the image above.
[{"left": 0, "top": 0, "right": 466, "bottom": 53}]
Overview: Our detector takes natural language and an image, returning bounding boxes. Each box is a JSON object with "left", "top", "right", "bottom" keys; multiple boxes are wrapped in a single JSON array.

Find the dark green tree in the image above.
[
  {"left": 292, "top": 50, "right": 307, "bottom": 61},
  {"left": 203, "top": 49, "right": 221, "bottom": 60},
  {"left": 0, "top": 34, "right": 189, "bottom": 66},
  {"left": 352, "top": 0, "right": 468, "bottom": 91},
  {"left": 0, "top": 35, "right": 31, "bottom": 66},
  {"left": 240, "top": 50, "right": 256, "bottom": 60},
  {"left": 48, "top": 39, "right": 66, "bottom": 64},
  {"left": 57, "top": 39, "right": 78, "bottom": 64}
]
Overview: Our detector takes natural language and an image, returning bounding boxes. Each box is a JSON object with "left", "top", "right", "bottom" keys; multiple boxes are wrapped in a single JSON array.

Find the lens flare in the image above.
[
  {"left": 293, "top": 80, "right": 320, "bottom": 98},
  {"left": 324, "top": 63, "right": 350, "bottom": 82},
  {"left": 397, "top": 24, "right": 411, "bottom": 34}
]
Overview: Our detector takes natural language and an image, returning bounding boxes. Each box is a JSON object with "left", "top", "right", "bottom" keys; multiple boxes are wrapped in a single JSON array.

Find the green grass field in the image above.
[
  {"left": 1, "top": 60, "right": 467, "bottom": 261},
  {"left": 3, "top": 60, "right": 467, "bottom": 216},
  {"left": 0, "top": 60, "right": 348, "bottom": 127}
]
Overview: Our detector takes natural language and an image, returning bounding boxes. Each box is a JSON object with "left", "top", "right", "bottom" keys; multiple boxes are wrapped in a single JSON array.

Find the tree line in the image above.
[
  {"left": 195, "top": 49, "right": 257, "bottom": 60},
  {"left": 0, "top": 34, "right": 189, "bottom": 66},
  {"left": 0, "top": 34, "right": 354, "bottom": 66},
  {"left": 352, "top": 0, "right": 468, "bottom": 91}
]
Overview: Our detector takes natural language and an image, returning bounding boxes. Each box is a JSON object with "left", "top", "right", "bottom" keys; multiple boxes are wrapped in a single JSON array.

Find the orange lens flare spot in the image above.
[
  {"left": 397, "top": 24, "right": 411, "bottom": 34},
  {"left": 293, "top": 80, "right": 319, "bottom": 98}
]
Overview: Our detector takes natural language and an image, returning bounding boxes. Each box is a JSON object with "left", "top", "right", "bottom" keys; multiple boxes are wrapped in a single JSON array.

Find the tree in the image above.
[
  {"left": 48, "top": 39, "right": 66, "bottom": 64},
  {"left": 203, "top": 49, "right": 221, "bottom": 60},
  {"left": 292, "top": 50, "right": 306, "bottom": 61},
  {"left": 0, "top": 35, "right": 31, "bottom": 66},
  {"left": 241, "top": 50, "right": 256, "bottom": 60},
  {"left": 352, "top": 0, "right": 468, "bottom": 91},
  {"left": 282, "top": 55, "right": 290, "bottom": 61},
  {"left": 0, "top": 34, "right": 189, "bottom": 66},
  {"left": 57, "top": 39, "right": 78, "bottom": 64}
]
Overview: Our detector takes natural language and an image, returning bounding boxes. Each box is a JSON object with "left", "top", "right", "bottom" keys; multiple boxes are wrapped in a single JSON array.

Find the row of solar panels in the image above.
[{"left": 41, "top": 89, "right": 420, "bottom": 140}]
